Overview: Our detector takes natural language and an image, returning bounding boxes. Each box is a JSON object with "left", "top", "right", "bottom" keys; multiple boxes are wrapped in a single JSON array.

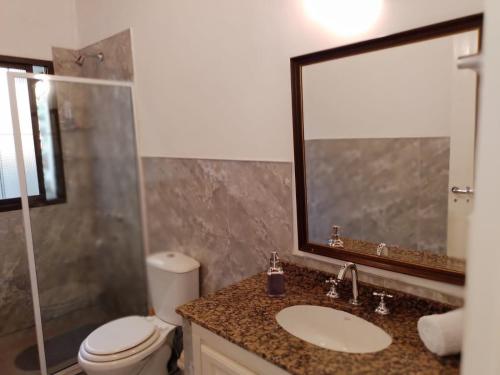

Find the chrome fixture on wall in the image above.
[
  {"left": 457, "top": 53, "right": 482, "bottom": 73},
  {"left": 75, "top": 52, "right": 104, "bottom": 66},
  {"left": 450, "top": 186, "right": 474, "bottom": 195}
]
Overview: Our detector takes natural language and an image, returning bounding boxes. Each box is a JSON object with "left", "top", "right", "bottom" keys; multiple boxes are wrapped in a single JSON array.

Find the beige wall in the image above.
[
  {"left": 74, "top": 0, "right": 483, "bottom": 161},
  {"left": 0, "top": 0, "right": 78, "bottom": 60}
]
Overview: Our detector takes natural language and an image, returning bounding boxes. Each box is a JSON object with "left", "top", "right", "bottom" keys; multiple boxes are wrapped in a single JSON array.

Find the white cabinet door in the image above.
[{"left": 201, "top": 344, "right": 256, "bottom": 375}]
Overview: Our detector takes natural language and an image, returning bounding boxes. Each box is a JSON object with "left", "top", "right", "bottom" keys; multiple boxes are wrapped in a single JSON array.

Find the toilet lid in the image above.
[
  {"left": 80, "top": 329, "right": 162, "bottom": 363},
  {"left": 84, "top": 316, "right": 156, "bottom": 355}
]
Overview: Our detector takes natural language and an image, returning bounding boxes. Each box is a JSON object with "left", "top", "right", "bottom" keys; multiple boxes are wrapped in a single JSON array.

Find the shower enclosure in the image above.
[{"left": 0, "top": 71, "right": 148, "bottom": 374}]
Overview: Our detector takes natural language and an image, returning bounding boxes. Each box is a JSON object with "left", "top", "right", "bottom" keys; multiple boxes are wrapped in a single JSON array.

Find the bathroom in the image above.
[{"left": 0, "top": 0, "right": 499, "bottom": 374}]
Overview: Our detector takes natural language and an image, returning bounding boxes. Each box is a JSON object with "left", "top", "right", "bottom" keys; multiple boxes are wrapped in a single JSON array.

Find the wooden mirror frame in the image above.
[{"left": 291, "top": 14, "right": 483, "bottom": 285}]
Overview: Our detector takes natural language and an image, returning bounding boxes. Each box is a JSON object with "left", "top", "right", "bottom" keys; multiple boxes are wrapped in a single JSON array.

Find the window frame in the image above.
[{"left": 0, "top": 55, "right": 66, "bottom": 212}]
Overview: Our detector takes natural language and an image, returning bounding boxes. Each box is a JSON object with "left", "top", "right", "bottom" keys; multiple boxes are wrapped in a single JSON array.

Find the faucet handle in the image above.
[
  {"left": 373, "top": 291, "right": 393, "bottom": 299},
  {"left": 326, "top": 277, "right": 338, "bottom": 285},
  {"left": 373, "top": 291, "right": 393, "bottom": 315},
  {"left": 325, "top": 278, "right": 340, "bottom": 299},
  {"left": 376, "top": 243, "right": 388, "bottom": 256}
]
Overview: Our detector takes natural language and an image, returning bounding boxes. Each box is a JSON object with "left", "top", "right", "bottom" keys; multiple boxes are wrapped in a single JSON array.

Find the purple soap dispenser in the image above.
[{"left": 267, "top": 251, "right": 285, "bottom": 297}]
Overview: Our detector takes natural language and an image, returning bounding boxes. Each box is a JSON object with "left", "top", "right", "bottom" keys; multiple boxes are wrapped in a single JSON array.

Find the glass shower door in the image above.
[
  {"left": 0, "top": 67, "right": 43, "bottom": 375},
  {"left": 0, "top": 211, "right": 42, "bottom": 374},
  {"left": 7, "top": 72, "right": 148, "bottom": 374}
]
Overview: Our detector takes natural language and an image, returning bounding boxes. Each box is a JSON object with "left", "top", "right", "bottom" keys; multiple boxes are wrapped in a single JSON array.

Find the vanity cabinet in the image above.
[
  {"left": 200, "top": 345, "right": 255, "bottom": 375},
  {"left": 179, "top": 265, "right": 461, "bottom": 374},
  {"left": 191, "top": 323, "right": 288, "bottom": 375}
]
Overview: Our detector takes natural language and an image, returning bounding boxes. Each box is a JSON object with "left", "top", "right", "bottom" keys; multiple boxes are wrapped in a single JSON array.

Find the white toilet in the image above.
[{"left": 78, "top": 251, "right": 200, "bottom": 375}]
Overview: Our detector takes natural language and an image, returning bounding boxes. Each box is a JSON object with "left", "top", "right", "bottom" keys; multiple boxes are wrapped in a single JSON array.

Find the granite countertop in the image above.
[{"left": 177, "top": 263, "right": 460, "bottom": 375}]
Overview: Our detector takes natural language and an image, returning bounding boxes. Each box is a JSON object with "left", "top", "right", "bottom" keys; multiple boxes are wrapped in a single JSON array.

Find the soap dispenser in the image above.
[{"left": 267, "top": 251, "right": 285, "bottom": 297}]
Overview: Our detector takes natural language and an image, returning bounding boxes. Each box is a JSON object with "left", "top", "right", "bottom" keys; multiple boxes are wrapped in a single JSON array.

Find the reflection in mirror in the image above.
[
  {"left": 304, "top": 29, "right": 479, "bottom": 259},
  {"left": 292, "top": 15, "right": 482, "bottom": 283}
]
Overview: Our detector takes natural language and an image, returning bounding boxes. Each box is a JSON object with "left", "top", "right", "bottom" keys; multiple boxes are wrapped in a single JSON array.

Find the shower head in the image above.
[
  {"left": 74, "top": 52, "right": 104, "bottom": 66},
  {"left": 75, "top": 55, "right": 85, "bottom": 66}
]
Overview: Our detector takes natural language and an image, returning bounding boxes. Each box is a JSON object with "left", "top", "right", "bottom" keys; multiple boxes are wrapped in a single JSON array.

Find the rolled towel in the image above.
[{"left": 417, "top": 308, "right": 463, "bottom": 356}]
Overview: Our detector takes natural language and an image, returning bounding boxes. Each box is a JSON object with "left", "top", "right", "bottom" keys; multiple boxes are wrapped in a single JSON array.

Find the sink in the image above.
[{"left": 275, "top": 305, "right": 392, "bottom": 353}]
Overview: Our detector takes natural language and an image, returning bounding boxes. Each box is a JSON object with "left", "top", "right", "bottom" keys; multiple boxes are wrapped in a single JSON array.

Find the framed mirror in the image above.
[{"left": 291, "top": 14, "right": 483, "bottom": 285}]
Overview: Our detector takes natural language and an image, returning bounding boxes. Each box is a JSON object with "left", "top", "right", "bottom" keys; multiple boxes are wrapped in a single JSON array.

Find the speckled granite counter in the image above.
[{"left": 177, "top": 263, "right": 460, "bottom": 375}]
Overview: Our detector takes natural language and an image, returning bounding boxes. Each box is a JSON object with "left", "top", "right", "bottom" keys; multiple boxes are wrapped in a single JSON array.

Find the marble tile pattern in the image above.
[
  {"left": 50, "top": 39, "right": 147, "bottom": 319},
  {"left": 0, "top": 211, "right": 35, "bottom": 336},
  {"left": 305, "top": 137, "right": 450, "bottom": 254},
  {"left": 49, "top": 30, "right": 146, "bottom": 322},
  {"left": 143, "top": 157, "right": 294, "bottom": 295},
  {"left": 143, "top": 157, "right": 463, "bottom": 306},
  {"left": 178, "top": 263, "right": 461, "bottom": 375},
  {"left": 52, "top": 30, "right": 133, "bottom": 81},
  {"left": 85, "top": 83, "right": 147, "bottom": 317}
]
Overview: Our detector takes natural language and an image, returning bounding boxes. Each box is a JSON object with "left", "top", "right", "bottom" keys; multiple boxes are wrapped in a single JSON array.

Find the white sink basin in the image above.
[{"left": 276, "top": 305, "right": 392, "bottom": 353}]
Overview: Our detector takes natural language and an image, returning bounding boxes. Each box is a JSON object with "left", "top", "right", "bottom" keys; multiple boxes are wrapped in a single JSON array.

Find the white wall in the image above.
[
  {"left": 303, "top": 32, "right": 478, "bottom": 140},
  {"left": 74, "top": 0, "right": 483, "bottom": 160},
  {"left": 0, "top": 0, "right": 78, "bottom": 60},
  {"left": 462, "top": 0, "right": 500, "bottom": 372}
]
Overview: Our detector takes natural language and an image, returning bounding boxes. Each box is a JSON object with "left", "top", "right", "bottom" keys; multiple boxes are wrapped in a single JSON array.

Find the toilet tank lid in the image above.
[{"left": 146, "top": 251, "right": 200, "bottom": 273}]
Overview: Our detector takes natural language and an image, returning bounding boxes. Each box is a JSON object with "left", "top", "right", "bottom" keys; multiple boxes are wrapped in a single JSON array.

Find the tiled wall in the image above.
[
  {"left": 305, "top": 137, "right": 450, "bottom": 254},
  {"left": 143, "top": 157, "right": 294, "bottom": 295},
  {"left": 0, "top": 211, "right": 34, "bottom": 335},
  {"left": 50, "top": 30, "right": 147, "bottom": 319},
  {"left": 53, "top": 30, "right": 133, "bottom": 81},
  {"left": 143, "top": 156, "right": 461, "bottom": 305}
]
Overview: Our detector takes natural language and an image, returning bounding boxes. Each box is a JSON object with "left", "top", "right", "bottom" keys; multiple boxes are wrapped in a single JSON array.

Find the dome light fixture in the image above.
[{"left": 304, "top": 0, "right": 384, "bottom": 37}]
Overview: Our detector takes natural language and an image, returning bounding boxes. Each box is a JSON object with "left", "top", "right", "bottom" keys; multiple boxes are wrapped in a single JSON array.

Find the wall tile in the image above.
[
  {"left": 52, "top": 30, "right": 133, "bottom": 82},
  {"left": 144, "top": 156, "right": 462, "bottom": 305},
  {"left": 305, "top": 137, "right": 450, "bottom": 254},
  {"left": 143, "top": 157, "right": 294, "bottom": 295}
]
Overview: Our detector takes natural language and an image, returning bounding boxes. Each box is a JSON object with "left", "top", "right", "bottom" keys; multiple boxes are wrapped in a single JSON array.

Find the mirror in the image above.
[{"left": 291, "top": 14, "right": 483, "bottom": 284}]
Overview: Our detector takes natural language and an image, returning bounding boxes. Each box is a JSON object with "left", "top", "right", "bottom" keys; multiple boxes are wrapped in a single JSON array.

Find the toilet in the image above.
[{"left": 78, "top": 251, "right": 200, "bottom": 375}]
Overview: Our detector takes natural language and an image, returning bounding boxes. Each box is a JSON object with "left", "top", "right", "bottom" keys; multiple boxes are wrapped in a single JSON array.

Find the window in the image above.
[{"left": 0, "top": 55, "right": 65, "bottom": 211}]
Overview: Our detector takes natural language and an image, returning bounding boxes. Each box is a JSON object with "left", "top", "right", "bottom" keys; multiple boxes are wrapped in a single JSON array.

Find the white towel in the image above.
[{"left": 417, "top": 308, "right": 463, "bottom": 356}]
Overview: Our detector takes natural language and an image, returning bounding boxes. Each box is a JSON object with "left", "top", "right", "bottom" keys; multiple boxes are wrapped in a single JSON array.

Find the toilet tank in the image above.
[{"left": 146, "top": 251, "right": 200, "bottom": 325}]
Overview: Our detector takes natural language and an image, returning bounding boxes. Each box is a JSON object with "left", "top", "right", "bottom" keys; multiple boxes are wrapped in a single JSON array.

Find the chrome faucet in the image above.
[{"left": 337, "top": 262, "right": 361, "bottom": 306}]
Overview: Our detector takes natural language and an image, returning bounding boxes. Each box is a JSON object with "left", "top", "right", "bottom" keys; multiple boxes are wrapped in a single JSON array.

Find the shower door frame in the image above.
[{"left": 6, "top": 71, "right": 149, "bottom": 375}]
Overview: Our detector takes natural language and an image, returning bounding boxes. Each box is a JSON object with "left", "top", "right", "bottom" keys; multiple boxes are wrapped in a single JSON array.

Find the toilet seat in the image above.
[
  {"left": 84, "top": 316, "right": 156, "bottom": 355},
  {"left": 80, "top": 329, "right": 161, "bottom": 362},
  {"left": 78, "top": 332, "right": 171, "bottom": 373},
  {"left": 79, "top": 316, "right": 173, "bottom": 366}
]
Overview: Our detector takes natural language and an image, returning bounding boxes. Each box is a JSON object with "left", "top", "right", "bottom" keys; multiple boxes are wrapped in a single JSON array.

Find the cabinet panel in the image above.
[{"left": 201, "top": 344, "right": 256, "bottom": 375}]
